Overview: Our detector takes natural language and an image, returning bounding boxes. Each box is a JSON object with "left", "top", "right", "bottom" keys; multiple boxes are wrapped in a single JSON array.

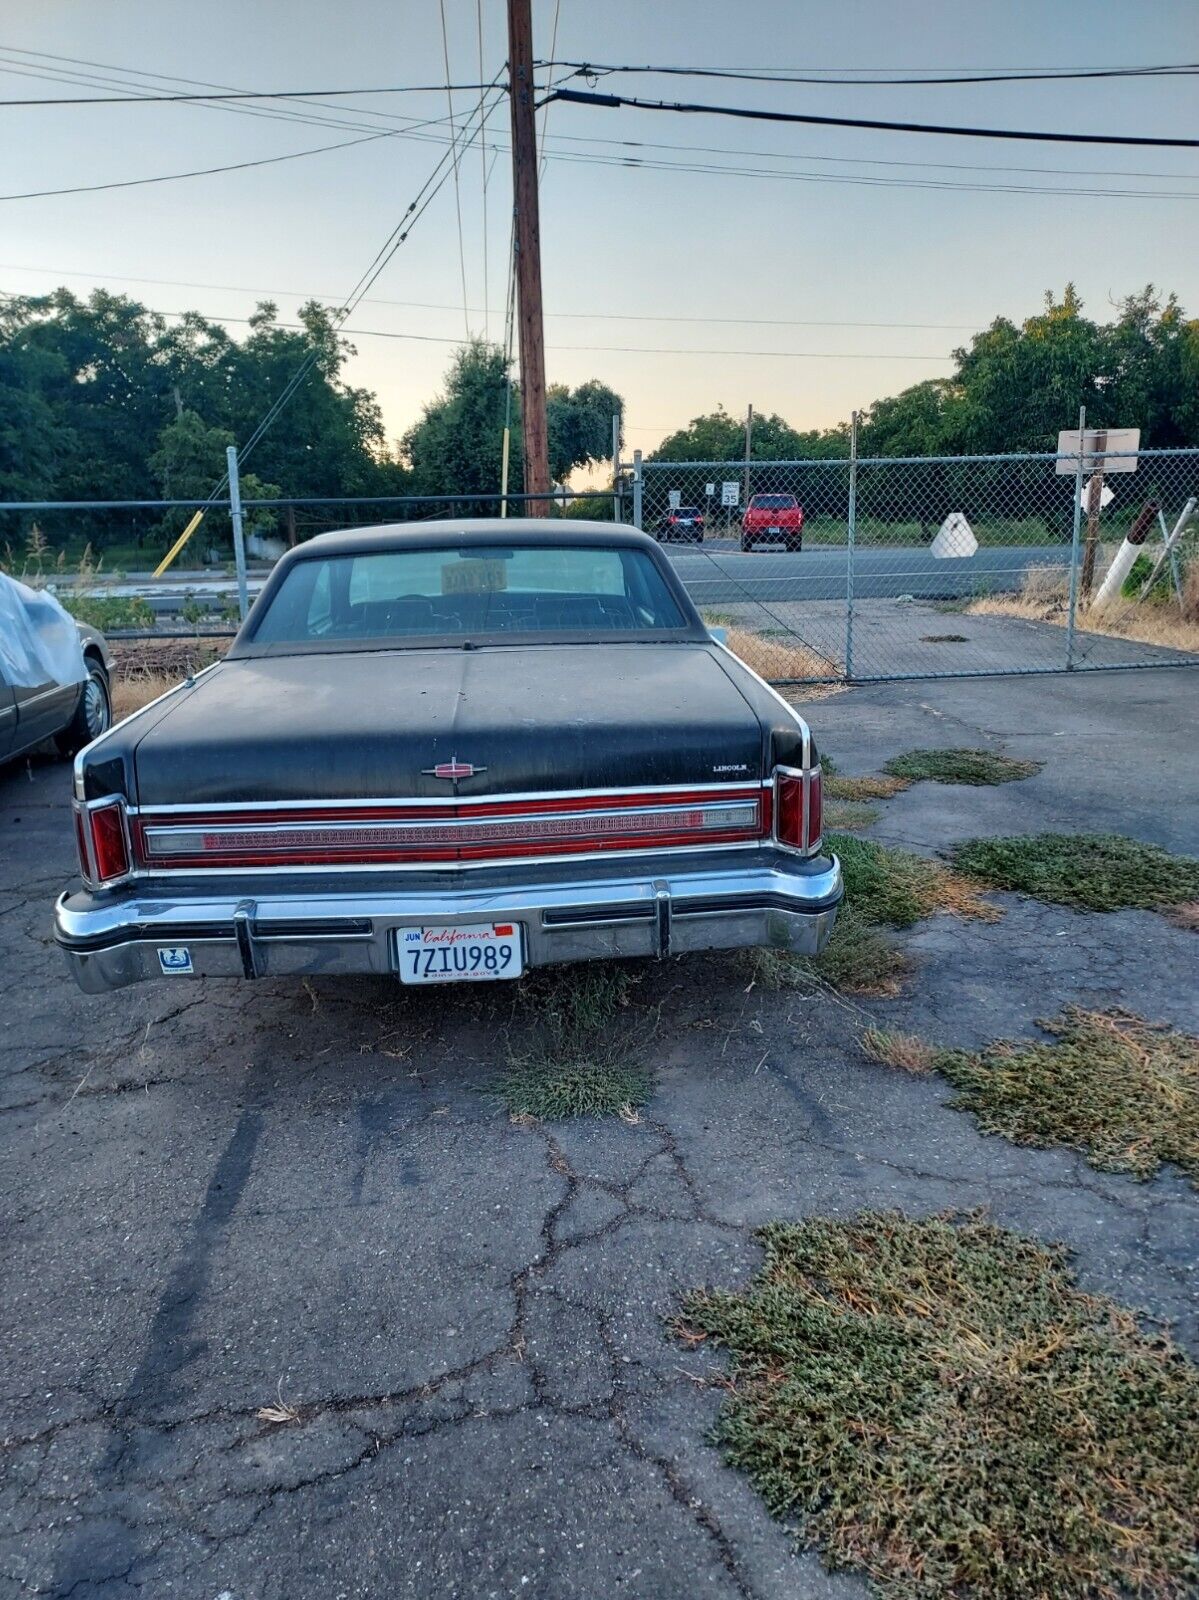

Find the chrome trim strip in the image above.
[
  {"left": 133, "top": 778, "right": 772, "bottom": 817},
  {"left": 117, "top": 837, "right": 768, "bottom": 880},
  {"left": 141, "top": 799, "right": 762, "bottom": 856}
]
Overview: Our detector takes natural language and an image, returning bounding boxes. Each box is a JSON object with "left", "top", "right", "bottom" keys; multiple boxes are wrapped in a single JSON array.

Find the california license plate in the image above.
[
  {"left": 396, "top": 923, "right": 524, "bottom": 984},
  {"left": 768, "top": 525, "right": 780, "bottom": 534}
]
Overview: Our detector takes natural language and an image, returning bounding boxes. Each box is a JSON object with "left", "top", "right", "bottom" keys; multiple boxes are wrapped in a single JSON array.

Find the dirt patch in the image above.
[{"left": 674, "top": 1210, "right": 1199, "bottom": 1600}]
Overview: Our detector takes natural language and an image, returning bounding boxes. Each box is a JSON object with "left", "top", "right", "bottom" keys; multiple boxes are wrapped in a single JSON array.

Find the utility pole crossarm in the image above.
[{"left": 507, "top": 0, "right": 550, "bottom": 513}]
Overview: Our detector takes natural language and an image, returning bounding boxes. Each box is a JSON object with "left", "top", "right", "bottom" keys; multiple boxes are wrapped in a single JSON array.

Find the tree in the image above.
[{"left": 402, "top": 342, "right": 626, "bottom": 500}]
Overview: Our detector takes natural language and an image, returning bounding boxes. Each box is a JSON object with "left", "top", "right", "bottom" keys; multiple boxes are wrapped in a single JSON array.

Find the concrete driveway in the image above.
[{"left": 2, "top": 667, "right": 1196, "bottom": 1599}]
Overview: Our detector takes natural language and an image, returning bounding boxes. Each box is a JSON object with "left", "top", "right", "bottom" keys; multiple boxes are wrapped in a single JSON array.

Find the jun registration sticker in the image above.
[{"left": 157, "top": 946, "right": 194, "bottom": 975}]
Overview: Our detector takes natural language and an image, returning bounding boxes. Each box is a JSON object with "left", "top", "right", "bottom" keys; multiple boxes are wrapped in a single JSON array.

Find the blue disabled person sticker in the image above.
[{"left": 157, "top": 946, "right": 194, "bottom": 975}]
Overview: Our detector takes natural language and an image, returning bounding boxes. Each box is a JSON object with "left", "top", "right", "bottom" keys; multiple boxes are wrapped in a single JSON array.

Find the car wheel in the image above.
[
  {"left": 785, "top": 536, "right": 803, "bottom": 553},
  {"left": 740, "top": 534, "right": 754, "bottom": 552},
  {"left": 55, "top": 658, "right": 111, "bottom": 757}
]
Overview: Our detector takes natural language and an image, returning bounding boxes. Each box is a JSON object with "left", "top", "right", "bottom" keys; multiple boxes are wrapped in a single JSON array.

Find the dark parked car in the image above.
[
  {"left": 1, "top": 618, "right": 113, "bottom": 764},
  {"left": 55, "top": 521, "right": 841, "bottom": 993},
  {"left": 657, "top": 505, "right": 704, "bottom": 543},
  {"left": 742, "top": 492, "right": 804, "bottom": 552}
]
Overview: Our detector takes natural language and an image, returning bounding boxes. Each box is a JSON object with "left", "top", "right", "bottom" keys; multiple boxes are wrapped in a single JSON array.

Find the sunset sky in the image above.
[{"left": 4, "top": 0, "right": 1197, "bottom": 460}]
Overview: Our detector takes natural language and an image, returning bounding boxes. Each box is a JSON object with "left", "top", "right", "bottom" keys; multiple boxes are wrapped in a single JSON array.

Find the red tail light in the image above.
[
  {"left": 774, "top": 768, "right": 822, "bottom": 853},
  {"left": 76, "top": 800, "right": 131, "bottom": 885}
]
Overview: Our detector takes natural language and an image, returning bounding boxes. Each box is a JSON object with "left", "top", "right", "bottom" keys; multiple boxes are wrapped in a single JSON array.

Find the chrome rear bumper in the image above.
[{"left": 54, "top": 852, "right": 843, "bottom": 993}]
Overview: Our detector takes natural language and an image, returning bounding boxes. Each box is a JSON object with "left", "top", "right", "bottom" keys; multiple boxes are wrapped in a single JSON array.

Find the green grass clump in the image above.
[
  {"left": 824, "top": 799, "right": 880, "bottom": 832},
  {"left": 936, "top": 1007, "right": 1199, "bottom": 1186},
  {"left": 951, "top": 832, "right": 1199, "bottom": 913},
  {"left": 674, "top": 1211, "right": 1199, "bottom": 1600},
  {"left": 882, "top": 748, "right": 1042, "bottom": 786},
  {"left": 495, "top": 965, "right": 654, "bottom": 1120},
  {"left": 745, "top": 906, "right": 911, "bottom": 998}
]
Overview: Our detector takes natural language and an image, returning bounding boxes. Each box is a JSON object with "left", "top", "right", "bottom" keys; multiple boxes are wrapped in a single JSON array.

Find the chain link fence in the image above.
[
  {"left": 637, "top": 445, "right": 1199, "bottom": 682},
  {"left": 2, "top": 451, "right": 1196, "bottom": 686}
]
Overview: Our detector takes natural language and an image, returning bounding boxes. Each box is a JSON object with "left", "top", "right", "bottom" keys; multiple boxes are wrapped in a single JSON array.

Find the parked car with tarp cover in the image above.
[{"left": 0, "top": 574, "right": 112, "bottom": 763}]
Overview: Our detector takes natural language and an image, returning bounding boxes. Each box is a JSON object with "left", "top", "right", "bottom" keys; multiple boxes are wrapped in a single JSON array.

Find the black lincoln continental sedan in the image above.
[{"left": 54, "top": 521, "right": 842, "bottom": 993}]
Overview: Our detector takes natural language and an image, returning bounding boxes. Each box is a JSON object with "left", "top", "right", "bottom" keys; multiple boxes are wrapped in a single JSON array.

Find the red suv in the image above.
[{"left": 741, "top": 493, "right": 803, "bottom": 552}]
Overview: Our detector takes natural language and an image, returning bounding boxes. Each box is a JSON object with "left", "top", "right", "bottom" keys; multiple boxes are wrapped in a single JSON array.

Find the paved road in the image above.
[
  {"left": 80, "top": 541, "right": 1069, "bottom": 619},
  {"left": 2, "top": 670, "right": 1195, "bottom": 1598},
  {"left": 666, "top": 541, "right": 1068, "bottom": 604}
]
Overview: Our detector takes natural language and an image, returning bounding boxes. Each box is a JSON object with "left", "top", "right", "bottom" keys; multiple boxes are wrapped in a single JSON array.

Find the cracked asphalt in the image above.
[{"left": 2, "top": 666, "right": 1196, "bottom": 1599}]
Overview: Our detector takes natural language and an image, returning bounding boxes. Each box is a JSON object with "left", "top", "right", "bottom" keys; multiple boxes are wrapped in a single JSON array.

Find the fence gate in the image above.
[{"left": 637, "top": 445, "right": 1199, "bottom": 685}]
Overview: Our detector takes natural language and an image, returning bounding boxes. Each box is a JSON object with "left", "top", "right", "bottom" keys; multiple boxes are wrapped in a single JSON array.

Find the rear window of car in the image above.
[
  {"left": 249, "top": 543, "right": 691, "bottom": 647},
  {"left": 749, "top": 494, "right": 797, "bottom": 509}
]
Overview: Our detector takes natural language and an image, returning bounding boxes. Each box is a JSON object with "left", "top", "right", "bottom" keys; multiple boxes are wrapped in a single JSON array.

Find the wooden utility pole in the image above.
[
  {"left": 1079, "top": 429, "right": 1108, "bottom": 601},
  {"left": 506, "top": 0, "right": 550, "bottom": 514}
]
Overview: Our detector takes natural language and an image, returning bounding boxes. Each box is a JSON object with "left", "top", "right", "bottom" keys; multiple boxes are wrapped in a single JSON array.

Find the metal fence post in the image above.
[
  {"left": 845, "top": 411, "right": 859, "bottom": 681},
  {"left": 1064, "top": 405, "right": 1085, "bottom": 670},
  {"left": 226, "top": 444, "right": 249, "bottom": 622},
  {"left": 612, "top": 413, "right": 621, "bottom": 524},
  {"left": 632, "top": 449, "right": 643, "bottom": 530}
]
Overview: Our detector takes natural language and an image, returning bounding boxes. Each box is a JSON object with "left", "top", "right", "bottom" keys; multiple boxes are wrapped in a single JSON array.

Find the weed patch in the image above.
[
  {"left": 882, "top": 748, "right": 1042, "bottom": 786},
  {"left": 823, "top": 799, "right": 880, "bottom": 832},
  {"left": 951, "top": 832, "right": 1199, "bottom": 913},
  {"left": 936, "top": 1007, "right": 1199, "bottom": 1185},
  {"left": 745, "top": 906, "right": 910, "bottom": 998},
  {"left": 860, "top": 1027, "right": 936, "bottom": 1074},
  {"left": 674, "top": 1211, "right": 1199, "bottom": 1600},
  {"left": 832, "top": 833, "right": 999, "bottom": 926},
  {"left": 495, "top": 965, "right": 654, "bottom": 1120}
]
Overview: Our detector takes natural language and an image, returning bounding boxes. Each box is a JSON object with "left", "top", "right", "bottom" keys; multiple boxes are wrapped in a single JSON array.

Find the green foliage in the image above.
[
  {"left": 950, "top": 832, "right": 1199, "bottom": 912},
  {"left": 650, "top": 405, "right": 847, "bottom": 463},
  {"left": 60, "top": 593, "right": 154, "bottom": 630},
  {"left": 936, "top": 1008, "right": 1199, "bottom": 1186},
  {"left": 401, "top": 340, "right": 624, "bottom": 499},
  {"left": 495, "top": 965, "right": 653, "bottom": 1119},
  {"left": 881, "top": 748, "right": 1042, "bottom": 785},
  {"left": 674, "top": 1210, "right": 1199, "bottom": 1600},
  {"left": 1121, "top": 550, "right": 1174, "bottom": 602}
]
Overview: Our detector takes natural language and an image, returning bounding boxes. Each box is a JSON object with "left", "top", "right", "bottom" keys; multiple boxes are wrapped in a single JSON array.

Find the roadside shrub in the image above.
[{"left": 60, "top": 594, "right": 154, "bottom": 631}]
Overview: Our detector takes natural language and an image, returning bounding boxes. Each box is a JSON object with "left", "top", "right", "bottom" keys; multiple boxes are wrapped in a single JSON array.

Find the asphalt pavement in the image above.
[
  {"left": 2, "top": 668, "right": 1196, "bottom": 1599},
  {"left": 77, "top": 540, "right": 1070, "bottom": 617}
]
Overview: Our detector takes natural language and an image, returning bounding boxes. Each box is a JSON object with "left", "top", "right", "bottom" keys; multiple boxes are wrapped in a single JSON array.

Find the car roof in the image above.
[{"left": 295, "top": 517, "right": 657, "bottom": 559}]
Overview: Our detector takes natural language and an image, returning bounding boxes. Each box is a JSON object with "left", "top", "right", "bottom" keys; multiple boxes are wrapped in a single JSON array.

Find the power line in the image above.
[
  {"left": 0, "top": 127, "right": 399, "bottom": 200},
  {"left": 476, "top": 0, "right": 490, "bottom": 340},
  {"left": 438, "top": 0, "right": 471, "bottom": 340},
  {"left": 540, "top": 58, "right": 1199, "bottom": 88},
  {"left": 0, "top": 44, "right": 479, "bottom": 133},
  {"left": 0, "top": 294, "right": 956, "bottom": 360},
  {"left": 0, "top": 78, "right": 498, "bottom": 106},
  {"left": 547, "top": 86, "right": 1199, "bottom": 148}
]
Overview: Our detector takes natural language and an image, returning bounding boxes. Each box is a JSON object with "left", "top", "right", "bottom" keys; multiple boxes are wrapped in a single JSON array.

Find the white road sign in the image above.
[
  {"left": 721, "top": 481, "right": 740, "bottom": 507},
  {"left": 1056, "top": 427, "right": 1140, "bottom": 474},
  {"left": 705, "top": 482, "right": 716, "bottom": 497},
  {"left": 668, "top": 489, "right": 682, "bottom": 510},
  {"left": 1077, "top": 478, "right": 1114, "bottom": 512},
  {"left": 930, "top": 512, "right": 977, "bottom": 559}
]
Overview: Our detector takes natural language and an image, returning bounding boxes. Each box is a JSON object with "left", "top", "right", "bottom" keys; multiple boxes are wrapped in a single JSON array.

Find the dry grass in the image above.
[
  {"left": 1167, "top": 901, "right": 1199, "bottom": 932},
  {"left": 968, "top": 561, "right": 1199, "bottom": 655},
  {"left": 936, "top": 1007, "right": 1199, "bottom": 1186},
  {"left": 860, "top": 1027, "right": 936, "bottom": 1074},
  {"left": 674, "top": 1211, "right": 1199, "bottom": 1600},
  {"left": 112, "top": 672, "right": 177, "bottom": 720},
  {"left": 823, "top": 799, "right": 880, "bottom": 832},
  {"left": 824, "top": 771, "right": 910, "bottom": 801},
  {"left": 722, "top": 625, "right": 835, "bottom": 684}
]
